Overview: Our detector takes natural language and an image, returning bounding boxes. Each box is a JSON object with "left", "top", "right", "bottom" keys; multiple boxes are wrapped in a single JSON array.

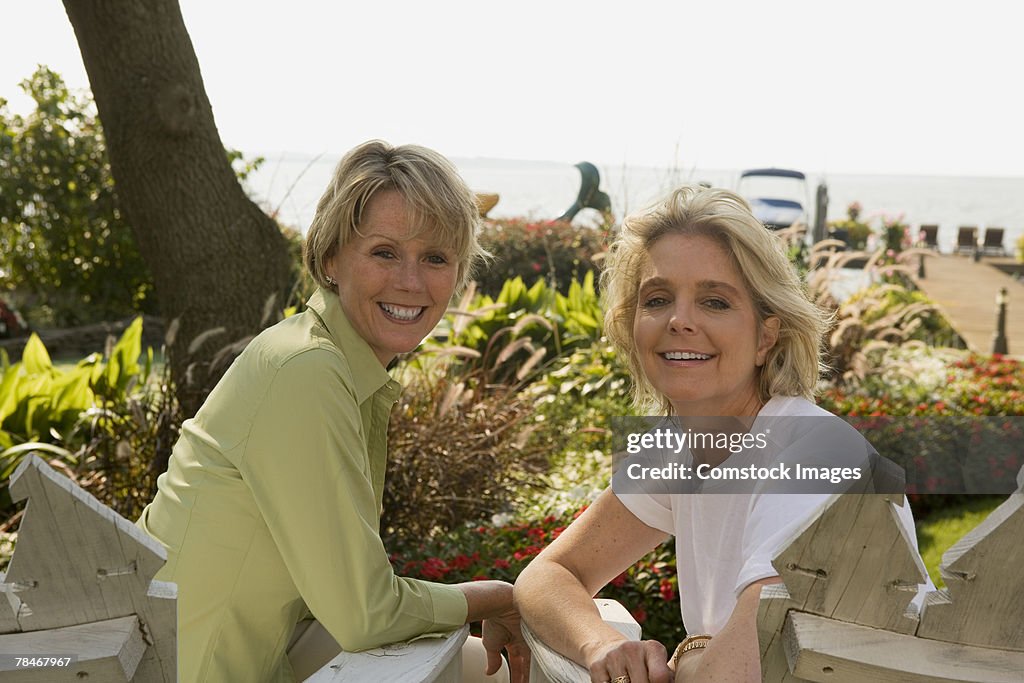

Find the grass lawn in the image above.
[{"left": 916, "top": 495, "right": 1007, "bottom": 589}]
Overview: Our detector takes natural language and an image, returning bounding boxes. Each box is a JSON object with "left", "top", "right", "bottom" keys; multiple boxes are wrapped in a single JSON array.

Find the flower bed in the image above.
[{"left": 388, "top": 504, "right": 684, "bottom": 646}]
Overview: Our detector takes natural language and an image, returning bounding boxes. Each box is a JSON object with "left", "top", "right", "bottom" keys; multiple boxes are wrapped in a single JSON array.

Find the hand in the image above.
[
  {"left": 481, "top": 609, "right": 531, "bottom": 683},
  {"left": 585, "top": 638, "right": 671, "bottom": 683}
]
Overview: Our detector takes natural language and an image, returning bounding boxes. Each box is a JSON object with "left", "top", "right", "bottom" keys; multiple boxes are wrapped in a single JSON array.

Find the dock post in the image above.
[
  {"left": 917, "top": 253, "right": 926, "bottom": 279},
  {"left": 992, "top": 287, "right": 1009, "bottom": 355}
]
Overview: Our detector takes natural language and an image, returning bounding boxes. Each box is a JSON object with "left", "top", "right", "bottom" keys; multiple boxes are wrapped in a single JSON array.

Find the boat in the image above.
[{"left": 737, "top": 168, "right": 810, "bottom": 231}]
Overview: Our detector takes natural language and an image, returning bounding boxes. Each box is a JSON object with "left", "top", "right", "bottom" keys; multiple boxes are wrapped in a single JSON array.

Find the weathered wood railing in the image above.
[
  {"left": 523, "top": 469, "right": 1024, "bottom": 682},
  {"left": 523, "top": 599, "right": 641, "bottom": 683}
]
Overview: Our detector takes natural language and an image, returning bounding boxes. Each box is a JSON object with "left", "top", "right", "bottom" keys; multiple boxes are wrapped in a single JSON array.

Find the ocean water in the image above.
[{"left": 248, "top": 154, "right": 1024, "bottom": 256}]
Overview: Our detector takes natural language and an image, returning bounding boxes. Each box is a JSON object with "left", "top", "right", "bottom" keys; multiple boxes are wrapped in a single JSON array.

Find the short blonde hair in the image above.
[
  {"left": 601, "top": 185, "right": 829, "bottom": 414},
  {"left": 303, "top": 140, "right": 485, "bottom": 294}
]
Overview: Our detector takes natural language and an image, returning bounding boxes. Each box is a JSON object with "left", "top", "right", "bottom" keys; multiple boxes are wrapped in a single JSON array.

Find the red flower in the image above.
[
  {"left": 630, "top": 607, "right": 648, "bottom": 624},
  {"left": 611, "top": 572, "right": 627, "bottom": 588},
  {"left": 420, "top": 557, "right": 448, "bottom": 580},
  {"left": 449, "top": 554, "right": 474, "bottom": 570},
  {"left": 493, "top": 558, "right": 511, "bottom": 570},
  {"left": 659, "top": 579, "right": 676, "bottom": 602},
  {"left": 513, "top": 545, "right": 543, "bottom": 561}
]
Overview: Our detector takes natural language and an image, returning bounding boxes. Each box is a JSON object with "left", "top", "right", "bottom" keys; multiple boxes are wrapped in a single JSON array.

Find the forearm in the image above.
[
  {"left": 515, "top": 558, "right": 627, "bottom": 668},
  {"left": 457, "top": 580, "right": 515, "bottom": 622}
]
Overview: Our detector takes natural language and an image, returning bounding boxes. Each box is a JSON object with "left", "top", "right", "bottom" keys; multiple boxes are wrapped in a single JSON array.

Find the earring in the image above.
[{"left": 326, "top": 275, "right": 337, "bottom": 286}]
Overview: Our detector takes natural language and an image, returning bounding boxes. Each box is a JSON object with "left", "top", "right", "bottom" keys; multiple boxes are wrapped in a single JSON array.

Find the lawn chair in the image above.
[
  {"left": 981, "top": 227, "right": 1007, "bottom": 256},
  {"left": 917, "top": 224, "right": 939, "bottom": 250},
  {"left": 955, "top": 226, "right": 978, "bottom": 254}
]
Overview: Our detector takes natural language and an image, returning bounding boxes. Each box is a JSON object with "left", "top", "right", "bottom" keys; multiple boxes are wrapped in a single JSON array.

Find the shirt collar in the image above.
[{"left": 306, "top": 287, "right": 398, "bottom": 404}]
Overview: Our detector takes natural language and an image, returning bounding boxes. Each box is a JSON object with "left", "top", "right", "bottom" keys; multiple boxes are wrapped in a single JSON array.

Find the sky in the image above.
[{"left": 3, "top": 0, "right": 1022, "bottom": 177}]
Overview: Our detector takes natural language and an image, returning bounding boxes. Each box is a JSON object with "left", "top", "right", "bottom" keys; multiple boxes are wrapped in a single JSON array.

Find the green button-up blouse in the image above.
[{"left": 136, "top": 288, "right": 468, "bottom": 682}]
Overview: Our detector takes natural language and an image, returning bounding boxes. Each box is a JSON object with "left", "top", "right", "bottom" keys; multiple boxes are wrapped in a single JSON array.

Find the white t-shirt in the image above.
[{"left": 615, "top": 395, "right": 931, "bottom": 635}]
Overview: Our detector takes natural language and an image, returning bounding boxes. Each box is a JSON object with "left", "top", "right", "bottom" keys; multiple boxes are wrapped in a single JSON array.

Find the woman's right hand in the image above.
[{"left": 583, "top": 638, "right": 672, "bottom": 683}]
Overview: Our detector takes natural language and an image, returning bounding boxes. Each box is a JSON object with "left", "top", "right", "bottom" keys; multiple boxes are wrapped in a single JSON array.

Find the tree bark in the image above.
[{"left": 62, "top": 0, "right": 292, "bottom": 418}]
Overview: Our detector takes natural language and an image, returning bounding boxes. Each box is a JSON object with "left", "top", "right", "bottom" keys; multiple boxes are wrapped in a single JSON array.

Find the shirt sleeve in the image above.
[{"left": 233, "top": 347, "right": 467, "bottom": 651}]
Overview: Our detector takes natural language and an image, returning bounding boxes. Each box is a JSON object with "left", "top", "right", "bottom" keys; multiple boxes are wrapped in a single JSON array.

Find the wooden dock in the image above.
[{"left": 912, "top": 254, "right": 1024, "bottom": 357}]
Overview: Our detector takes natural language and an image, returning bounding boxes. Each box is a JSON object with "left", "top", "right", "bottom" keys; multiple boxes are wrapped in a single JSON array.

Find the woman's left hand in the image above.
[
  {"left": 458, "top": 580, "right": 531, "bottom": 682},
  {"left": 482, "top": 608, "right": 531, "bottom": 683}
]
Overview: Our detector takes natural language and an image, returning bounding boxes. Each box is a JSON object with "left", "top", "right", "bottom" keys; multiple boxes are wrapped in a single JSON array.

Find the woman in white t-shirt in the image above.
[{"left": 514, "top": 186, "right": 928, "bottom": 683}]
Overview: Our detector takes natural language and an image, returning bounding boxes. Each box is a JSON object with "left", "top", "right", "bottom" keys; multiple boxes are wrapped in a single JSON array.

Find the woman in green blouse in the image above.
[{"left": 137, "top": 140, "right": 528, "bottom": 682}]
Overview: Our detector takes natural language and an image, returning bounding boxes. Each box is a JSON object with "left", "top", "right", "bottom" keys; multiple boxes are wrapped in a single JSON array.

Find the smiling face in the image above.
[
  {"left": 633, "top": 233, "right": 779, "bottom": 417},
  {"left": 326, "top": 190, "right": 458, "bottom": 367}
]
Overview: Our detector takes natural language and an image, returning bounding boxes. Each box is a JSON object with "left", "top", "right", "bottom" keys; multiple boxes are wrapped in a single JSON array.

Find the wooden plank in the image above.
[
  {"left": 4, "top": 456, "right": 177, "bottom": 681},
  {"left": 0, "top": 614, "right": 146, "bottom": 682},
  {"left": 772, "top": 494, "right": 924, "bottom": 631},
  {"left": 785, "top": 611, "right": 1024, "bottom": 683},
  {"left": 758, "top": 494, "right": 927, "bottom": 682},
  {"left": 305, "top": 624, "right": 469, "bottom": 683},
  {"left": 917, "top": 491, "right": 1024, "bottom": 650},
  {"left": 757, "top": 584, "right": 812, "bottom": 683},
  {"left": 523, "top": 599, "right": 641, "bottom": 683}
]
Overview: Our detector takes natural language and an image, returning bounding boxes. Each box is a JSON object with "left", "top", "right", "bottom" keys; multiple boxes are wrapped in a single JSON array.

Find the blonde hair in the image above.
[
  {"left": 303, "top": 140, "right": 485, "bottom": 294},
  {"left": 601, "top": 185, "right": 829, "bottom": 414}
]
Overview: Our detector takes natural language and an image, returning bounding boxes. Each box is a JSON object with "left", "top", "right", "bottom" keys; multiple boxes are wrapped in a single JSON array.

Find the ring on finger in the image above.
[{"left": 611, "top": 676, "right": 631, "bottom": 683}]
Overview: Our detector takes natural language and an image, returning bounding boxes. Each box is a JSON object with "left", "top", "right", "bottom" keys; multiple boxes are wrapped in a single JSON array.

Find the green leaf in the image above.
[
  {"left": 51, "top": 369, "right": 93, "bottom": 415},
  {"left": 20, "top": 334, "right": 53, "bottom": 374},
  {"left": 106, "top": 317, "right": 142, "bottom": 393}
]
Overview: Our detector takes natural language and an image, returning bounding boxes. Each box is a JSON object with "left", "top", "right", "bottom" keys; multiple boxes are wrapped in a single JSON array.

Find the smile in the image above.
[
  {"left": 379, "top": 302, "right": 425, "bottom": 322},
  {"left": 662, "top": 351, "right": 713, "bottom": 360}
]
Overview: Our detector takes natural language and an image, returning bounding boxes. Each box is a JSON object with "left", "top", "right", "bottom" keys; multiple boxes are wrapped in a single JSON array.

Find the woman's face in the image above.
[
  {"left": 633, "top": 233, "right": 779, "bottom": 417},
  {"left": 326, "top": 190, "right": 458, "bottom": 367}
]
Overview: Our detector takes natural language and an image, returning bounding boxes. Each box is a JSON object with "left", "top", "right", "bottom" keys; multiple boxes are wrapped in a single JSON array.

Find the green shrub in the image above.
[
  {"left": 0, "top": 67, "right": 155, "bottom": 326},
  {"left": 827, "top": 202, "right": 873, "bottom": 250},
  {"left": 381, "top": 357, "right": 553, "bottom": 544},
  {"left": 827, "top": 283, "right": 961, "bottom": 379},
  {"left": 430, "top": 274, "right": 603, "bottom": 384},
  {"left": 475, "top": 218, "right": 608, "bottom": 297},
  {"left": 0, "top": 66, "right": 276, "bottom": 327},
  {"left": 0, "top": 319, "right": 177, "bottom": 520}
]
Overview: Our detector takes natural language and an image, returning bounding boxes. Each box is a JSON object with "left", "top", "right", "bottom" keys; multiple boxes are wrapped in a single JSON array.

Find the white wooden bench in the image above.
[
  {"left": 522, "top": 469, "right": 1024, "bottom": 682},
  {"left": 0, "top": 455, "right": 471, "bottom": 682}
]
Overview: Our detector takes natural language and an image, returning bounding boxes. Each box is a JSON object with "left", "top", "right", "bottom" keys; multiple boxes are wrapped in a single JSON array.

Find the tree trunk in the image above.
[{"left": 62, "top": 0, "right": 292, "bottom": 419}]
